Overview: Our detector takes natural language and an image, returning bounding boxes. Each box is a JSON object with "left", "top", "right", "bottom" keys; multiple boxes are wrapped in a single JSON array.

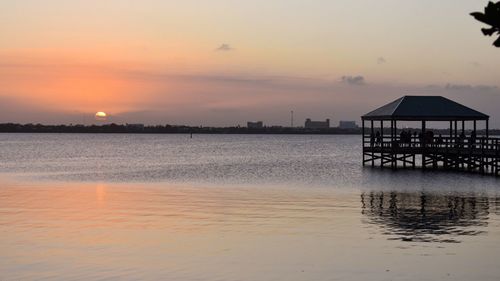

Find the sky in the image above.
[{"left": 1, "top": 0, "right": 499, "bottom": 127}]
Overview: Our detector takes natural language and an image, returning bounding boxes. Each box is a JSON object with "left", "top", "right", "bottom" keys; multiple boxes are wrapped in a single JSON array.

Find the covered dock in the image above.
[{"left": 361, "top": 96, "right": 500, "bottom": 175}]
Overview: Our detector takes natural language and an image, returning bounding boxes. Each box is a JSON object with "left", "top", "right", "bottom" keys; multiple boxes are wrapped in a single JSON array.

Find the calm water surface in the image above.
[{"left": 1, "top": 134, "right": 500, "bottom": 280}]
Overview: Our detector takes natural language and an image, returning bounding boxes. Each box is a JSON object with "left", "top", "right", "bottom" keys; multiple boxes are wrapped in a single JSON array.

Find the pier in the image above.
[{"left": 361, "top": 96, "right": 500, "bottom": 176}]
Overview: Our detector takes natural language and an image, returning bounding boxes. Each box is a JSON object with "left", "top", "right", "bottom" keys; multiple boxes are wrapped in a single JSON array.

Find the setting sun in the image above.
[{"left": 95, "top": 111, "right": 107, "bottom": 120}]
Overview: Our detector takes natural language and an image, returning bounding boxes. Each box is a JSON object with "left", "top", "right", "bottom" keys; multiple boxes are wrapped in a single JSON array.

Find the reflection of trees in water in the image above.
[{"left": 361, "top": 192, "right": 491, "bottom": 243}]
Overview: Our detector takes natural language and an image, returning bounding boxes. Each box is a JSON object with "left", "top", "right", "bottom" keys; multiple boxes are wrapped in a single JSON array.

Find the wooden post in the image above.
[
  {"left": 394, "top": 120, "right": 398, "bottom": 169},
  {"left": 391, "top": 120, "right": 394, "bottom": 169},
  {"left": 455, "top": 120, "right": 459, "bottom": 169},
  {"left": 485, "top": 119, "right": 490, "bottom": 172},
  {"left": 495, "top": 139, "right": 500, "bottom": 176},
  {"left": 473, "top": 120, "right": 477, "bottom": 170},
  {"left": 362, "top": 119, "right": 365, "bottom": 165},
  {"left": 394, "top": 120, "right": 402, "bottom": 168},
  {"left": 371, "top": 120, "right": 375, "bottom": 167},
  {"left": 422, "top": 121, "right": 426, "bottom": 143},
  {"left": 461, "top": 120, "right": 465, "bottom": 169},
  {"left": 380, "top": 120, "right": 383, "bottom": 139},
  {"left": 481, "top": 138, "right": 485, "bottom": 174},
  {"left": 454, "top": 120, "right": 458, "bottom": 139},
  {"left": 445, "top": 121, "right": 449, "bottom": 169},
  {"left": 422, "top": 120, "right": 426, "bottom": 169},
  {"left": 390, "top": 120, "right": 394, "bottom": 142},
  {"left": 486, "top": 119, "right": 489, "bottom": 138},
  {"left": 370, "top": 120, "right": 374, "bottom": 141},
  {"left": 447, "top": 120, "right": 452, "bottom": 169},
  {"left": 380, "top": 120, "right": 383, "bottom": 168}
]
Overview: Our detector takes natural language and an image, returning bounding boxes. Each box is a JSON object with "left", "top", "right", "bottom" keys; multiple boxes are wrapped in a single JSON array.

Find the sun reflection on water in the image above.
[{"left": 96, "top": 183, "right": 107, "bottom": 203}]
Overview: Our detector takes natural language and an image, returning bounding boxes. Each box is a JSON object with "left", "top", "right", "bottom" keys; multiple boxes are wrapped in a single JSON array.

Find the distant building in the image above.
[
  {"left": 338, "top": 121, "right": 358, "bottom": 129},
  {"left": 247, "top": 121, "right": 264, "bottom": 129},
  {"left": 305, "top": 118, "right": 330, "bottom": 129}
]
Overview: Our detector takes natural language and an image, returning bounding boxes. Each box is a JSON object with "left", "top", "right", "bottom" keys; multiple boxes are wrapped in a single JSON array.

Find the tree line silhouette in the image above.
[
  {"left": 0, "top": 123, "right": 360, "bottom": 134},
  {"left": 0, "top": 123, "right": 497, "bottom": 135}
]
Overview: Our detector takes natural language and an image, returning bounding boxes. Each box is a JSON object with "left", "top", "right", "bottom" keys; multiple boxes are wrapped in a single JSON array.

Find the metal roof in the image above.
[{"left": 362, "top": 96, "right": 489, "bottom": 121}]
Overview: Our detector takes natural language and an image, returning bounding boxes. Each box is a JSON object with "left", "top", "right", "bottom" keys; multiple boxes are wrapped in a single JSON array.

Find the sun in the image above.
[{"left": 95, "top": 111, "right": 107, "bottom": 121}]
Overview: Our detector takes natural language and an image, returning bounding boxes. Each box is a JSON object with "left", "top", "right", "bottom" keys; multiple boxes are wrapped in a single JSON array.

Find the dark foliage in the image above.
[
  {"left": 471, "top": 1, "right": 500, "bottom": 47},
  {"left": 0, "top": 123, "right": 497, "bottom": 135},
  {"left": 0, "top": 123, "right": 361, "bottom": 135}
]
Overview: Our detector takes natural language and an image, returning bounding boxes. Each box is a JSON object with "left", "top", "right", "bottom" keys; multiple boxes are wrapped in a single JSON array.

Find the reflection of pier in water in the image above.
[{"left": 361, "top": 192, "right": 494, "bottom": 243}]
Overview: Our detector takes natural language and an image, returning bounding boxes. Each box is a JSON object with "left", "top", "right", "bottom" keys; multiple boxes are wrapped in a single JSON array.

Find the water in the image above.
[
  {"left": 0, "top": 133, "right": 360, "bottom": 186},
  {"left": 1, "top": 134, "right": 500, "bottom": 280}
]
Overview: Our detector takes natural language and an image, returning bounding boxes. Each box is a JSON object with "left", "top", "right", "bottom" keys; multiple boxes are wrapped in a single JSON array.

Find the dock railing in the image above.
[{"left": 363, "top": 135, "right": 500, "bottom": 151}]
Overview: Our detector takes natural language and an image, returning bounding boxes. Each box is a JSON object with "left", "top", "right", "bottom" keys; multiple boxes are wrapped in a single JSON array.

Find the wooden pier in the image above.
[
  {"left": 362, "top": 135, "right": 500, "bottom": 175},
  {"left": 361, "top": 96, "right": 499, "bottom": 176}
]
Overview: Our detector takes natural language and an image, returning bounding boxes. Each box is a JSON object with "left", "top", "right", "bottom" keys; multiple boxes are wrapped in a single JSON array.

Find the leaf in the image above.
[
  {"left": 482, "top": 27, "right": 496, "bottom": 36},
  {"left": 484, "top": 2, "right": 500, "bottom": 26},
  {"left": 494, "top": 36, "right": 500, "bottom": 47},
  {"left": 471, "top": 12, "right": 495, "bottom": 25},
  {"left": 486, "top": 1, "right": 497, "bottom": 12}
]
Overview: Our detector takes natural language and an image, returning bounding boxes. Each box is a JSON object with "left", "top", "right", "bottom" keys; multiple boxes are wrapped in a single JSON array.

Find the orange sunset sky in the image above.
[{"left": 1, "top": 0, "right": 500, "bottom": 126}]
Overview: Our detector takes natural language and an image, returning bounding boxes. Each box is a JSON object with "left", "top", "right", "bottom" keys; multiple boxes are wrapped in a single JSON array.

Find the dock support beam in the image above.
[
  {"left": 380, "top": 120, "right": 384, "bottom": 168},
  {"left": 486, "top": 120, "right": 489, "bottom": 138},
  {"left": 391, "top": 120, "right": 395, "bottom": 169},
  {"left": 362, "top": 119, "right": 365, "bottom": 166},
  {"left": 422, "top": 120, "right": 426, "bottom": 169},
  {"left": 371, "top": 120, "right": 375, "bottom": 167}
]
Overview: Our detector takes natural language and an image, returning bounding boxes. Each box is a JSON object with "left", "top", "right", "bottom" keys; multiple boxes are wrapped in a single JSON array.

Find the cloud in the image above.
[
  {"left": 215, "top": 43, "right": 233, "bottom": 51},
  {"left": 445, "top": 83, "right": 498, "bottom": 92},
  {"left": 3, "top": 57, "right": 500, "bottom": 127},
  {"left": 341, "top": 75, "right": 366, "bottom": 85},
  {"left": 445, "top": 84, "right": 473, "bottom": 90},
  {"left": 0, "top": 95, "right": 88, "bottom": 124},
  {"left": 377, "top": 57, "right": 386, "bottom": 64}
]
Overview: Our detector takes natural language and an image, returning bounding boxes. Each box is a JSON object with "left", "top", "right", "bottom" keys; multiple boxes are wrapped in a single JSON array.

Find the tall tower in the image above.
[{"left": 291, "top": 110, "right": 294, "bottom": 127}]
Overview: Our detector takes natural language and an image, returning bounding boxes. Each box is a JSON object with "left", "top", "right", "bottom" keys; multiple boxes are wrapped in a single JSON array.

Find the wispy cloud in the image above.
[
  {"left": 215, "top": 43, "right": 233, "bottom": 51},
  {"left": 2, "top": 57, "right": 500, "bottom": 127},
  {"left": 341, "top": 75, "right": 366, "bottom": 85},
  {"left": 377, "top": 57, "right": 386, "bottom": 64},
  {"left": 445, "top": 83, "right": 498, "bottom": 92},
  {"left": 470, "top": 62, "right": 481, "bottom": 67}
]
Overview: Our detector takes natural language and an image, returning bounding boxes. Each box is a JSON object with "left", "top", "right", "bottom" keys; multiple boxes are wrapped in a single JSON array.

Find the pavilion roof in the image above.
[{"left": 362, "top": 96, "right": 489, "bottom": 121}]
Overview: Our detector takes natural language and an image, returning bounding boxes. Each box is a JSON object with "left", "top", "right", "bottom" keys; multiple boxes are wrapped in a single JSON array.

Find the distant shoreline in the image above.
[
  {"left": 0, "top": 123, "right": 498, "bottom": 135},
  {"left": 0, "top": 123, "right": 360, "bottom": 135}
]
